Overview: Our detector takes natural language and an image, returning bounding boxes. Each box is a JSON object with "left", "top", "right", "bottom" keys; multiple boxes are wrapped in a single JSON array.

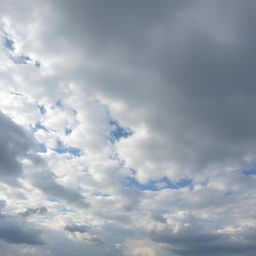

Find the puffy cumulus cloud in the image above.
[
  {"left": 1, "top": 0, "right": 256, "bottom": 256},
  {"left": 0, "top": 91, "right": 41, "bottom": 127}
]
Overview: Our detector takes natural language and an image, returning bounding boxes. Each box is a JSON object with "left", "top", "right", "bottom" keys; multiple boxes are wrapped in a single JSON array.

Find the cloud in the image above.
[
  {"left": 64, "top": 224, "right": 104, "bottom": 245},
  {"left": 0, "top": 111, "right": 35, "bottom": 184},
  {"left": 1, "top": 1, "right": 256, "bottom": 256},
  {"left": 20, "top": 206, "right": 48, "bottom": 218},
  {"left": 64, "top": 224, "right": 89, "bottom": 233},
  {"left": 0, "top": 216, "right": 44, "bottom": 245},
  {"left": 151, "top": 212, "right": 167, "bottom": 224},
  {"left": 0, "top": 200, "right": 6, "bottom": 211},
  {"left": 11, "top": 0, "right": 254, "bottom": 184},
  {"left": 31, "top": 170, "right": 89, "bottom": 208},
  {"left": 49, "top": 0, "right": 256, "bottom": 182},
  {"left": 123, "top": 239, "right": 166, "bottom": 256},
  {"left": 150, "top": 226, "right": 256, "bottom": 256}
]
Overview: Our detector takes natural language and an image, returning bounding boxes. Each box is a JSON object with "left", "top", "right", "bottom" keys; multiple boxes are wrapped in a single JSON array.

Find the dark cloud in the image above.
[
  {"left": 20, "top": 206, "right": 48, "bottom": 218},
  {"left": 0, "top": 112, "right": 35, "bottom": 183},
  {"left": 64, "top": 224, "right": 89, "bottom": 233},
  {"left": 27, "top": 1, "right": 256, "bottom": 254},
  {"left": 150, "top": 227, "right": 256, "bottom": 256},
  {"left": 0, "top": 217, "right": 44, "bottom": 245},
  {"left": 31, "top": 170, "right": 89, "bottom": 208},
  {"left": 1, "top": 0, "right": 256, "bottom": 255},
  {"left": 29, "top": 0, "right": 256, "bottom": 180},
  {"left": 0, "top": 201, "right": 44, "bottom": 246},
  {"left": 151, "top": 212, "right": 167, "bottom": 223},
  {"left": 49, "top": 0, "right": 192, "bottom": 56}
]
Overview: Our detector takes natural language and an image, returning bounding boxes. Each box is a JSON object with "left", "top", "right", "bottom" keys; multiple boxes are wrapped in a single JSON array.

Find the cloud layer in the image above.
[{"left": 0, "top": 0, "right": 256, "bottom": 255}]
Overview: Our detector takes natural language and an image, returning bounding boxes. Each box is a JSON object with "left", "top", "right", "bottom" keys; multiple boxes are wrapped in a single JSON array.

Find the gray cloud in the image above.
[
  {"left": 151, "top": 212, "right": 167, "bottom": 223},
  {"left": 64, "top": 224, "right": 89, "bottom": 233},
  {"left": 46, "top": 0, "right": 256, "bottom": 178},
  {"left": 31, "top": 170, "right": 89, "bottom": 208},
  {"left": 0, "top": 217, "right": 44, "bottom": 245},
  {"left": 0, "top": 200, "right": 6, "bottom": 211},
  {"left": 1, "top": 1, "right": 256, "bottom": 256},
  {"left": 20, "top": 206, "right": 48, "bottom": 218},
  {"left": 0, "top": 201, "right": 44, "bottom": 246},
  {"left": 0, "top": 111, "right": 35, "bottom": 183},
  {"left": 150, "top": 227, "right": 256, "bottom": 256},
  {"left": 64, "top": 224, "right": 104, "bottom": 245}
]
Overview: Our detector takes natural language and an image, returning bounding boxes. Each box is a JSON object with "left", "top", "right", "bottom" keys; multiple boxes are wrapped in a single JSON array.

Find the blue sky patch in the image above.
[
  {"left": 53, "top": 139, "right": 82, "bottom": 156},
  {"left": 47, "top": 197, "right": 59, "bottom": 203},
  {"left": 60, "top": 208, "right": 76, "bottom": 213},
  {"left": 155, "top": 209, "right": 169, "bottom": 214},
  {"left": 92, "top": 192, "right": 110, "bottom": 197},
  {"left": 65, "top": 128, "right": 72, "bottom": 135},
  {"left": 126, "top": 176, "right": 192, "bottom": 191},
  {"left": 241, "top": 169, "right": 256, "bottom": 176},
  {"left": 56, "top": 100, "right": 63, "bottom": 108},
  {"left": 13, "top": 55, "right": 31, "bottom": 64},
  {"left": 224, "top": 191, "right": 234, "bottom": 197},
  {"left": 35, "top": 61, "right": 40, "bottom": 68},
  {"left": 4, "top": 37, "right": 14, "bottom": 51},
  {"left": 38, "top": 105, "right": 46, "bottom": 114},
  {"left": 35, "top": 122, "right": 48, "bottom": 131},
  {"left": 110, "top": 120, "right": 133, "bottom": 142},
  {"left": 37, "top": 143, "right": 47, "bottom": 153}
]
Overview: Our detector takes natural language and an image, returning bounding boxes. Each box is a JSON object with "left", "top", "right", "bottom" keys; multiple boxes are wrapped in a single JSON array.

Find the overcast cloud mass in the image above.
[{"left": 1, "top": 0, "right": 256, "bottom": 255}]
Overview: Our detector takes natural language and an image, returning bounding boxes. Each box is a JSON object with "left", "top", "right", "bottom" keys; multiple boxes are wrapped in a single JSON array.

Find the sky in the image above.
[{"left": 0, "top": 0, "right": 256, "bottom": 255}]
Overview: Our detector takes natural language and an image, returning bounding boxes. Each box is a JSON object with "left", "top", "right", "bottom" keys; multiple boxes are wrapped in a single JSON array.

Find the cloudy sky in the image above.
[{"left": 0, "top": 0, "right": 256, "bottom": 255}]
